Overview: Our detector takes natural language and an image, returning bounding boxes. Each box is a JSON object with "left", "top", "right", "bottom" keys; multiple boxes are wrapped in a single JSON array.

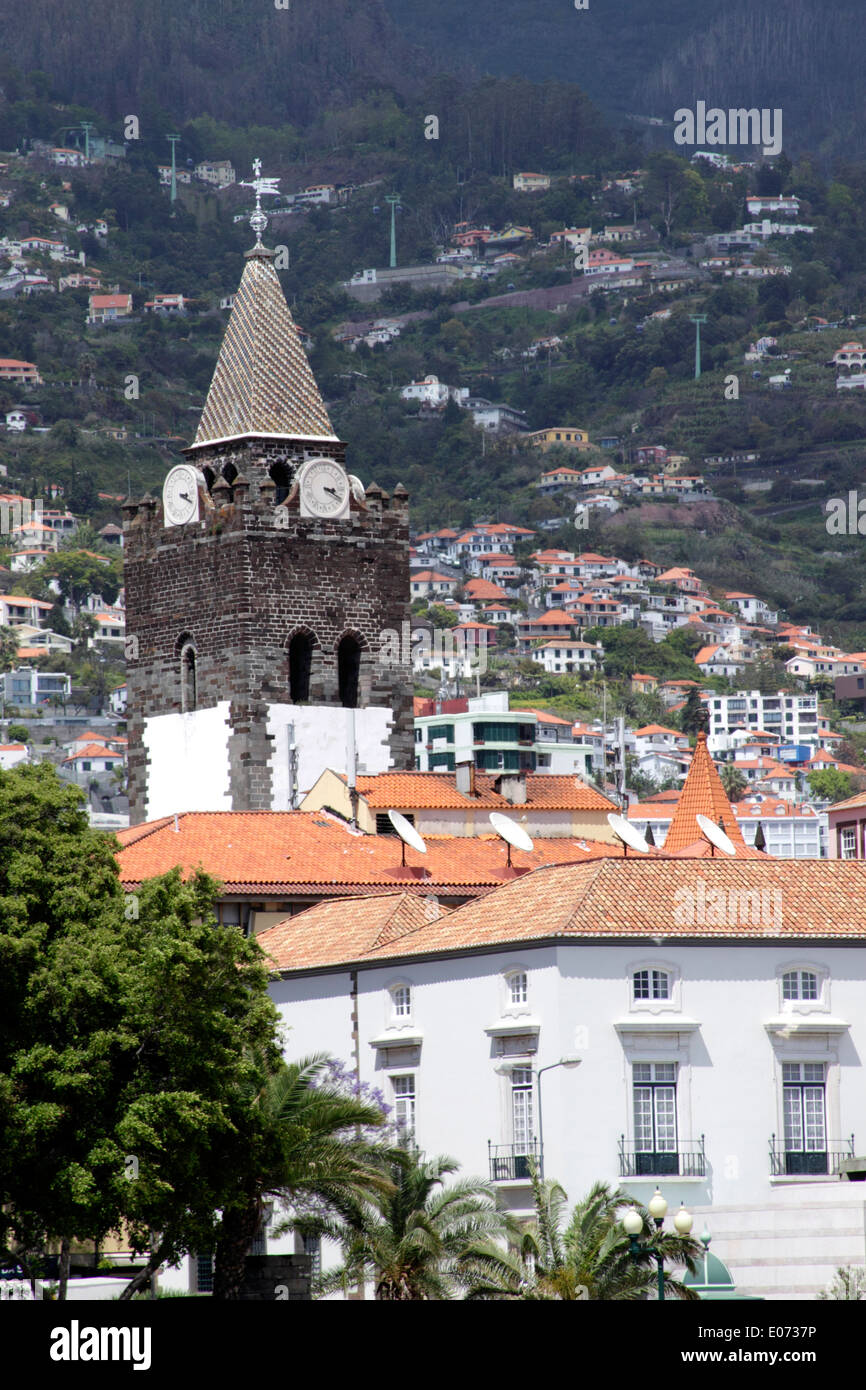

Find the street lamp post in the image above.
[
  {"left": 622, "top": 1188, "right": 693, "bottom": 1301},
  {"left": 536, "top": 1056, "right": 581, "bottom": 1178}
]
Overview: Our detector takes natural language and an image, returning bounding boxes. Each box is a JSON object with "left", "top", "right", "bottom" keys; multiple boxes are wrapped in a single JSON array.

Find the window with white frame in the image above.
[
  {"left": 511, "top": 1066, "right": 535, "bottom": 1154},
  {"left": 839, "top": 824, "right": 858, "bottom": 859},
  {"left": 508, "top": 971, "right": 528, "bottom": 1007},
  {"left": 391, "top": 984, "right": 412, "bottom": 1020},
  {"left": 632, "top": 968, "right": 670, "bottom": 1001},
  {"left": 392, "top": 1075, "right": 415, "bottom": 1139},
  {"left": 632, "top": 1063, "right": 677, "bottom": 1168},
  {"left": 782, "top": 969, "right": 819, "bottom": 1002},
  {"left": 781, "top": 1063, "right": 826, "bottom": 1173}
]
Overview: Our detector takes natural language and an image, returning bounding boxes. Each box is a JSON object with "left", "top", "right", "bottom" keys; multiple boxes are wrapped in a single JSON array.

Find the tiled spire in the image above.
[
  {"left": 664, "top": 731, "right": 749, "bottom": 855},
  {"left": 191, "top": 164, "right": 337, "bottom": 448}
]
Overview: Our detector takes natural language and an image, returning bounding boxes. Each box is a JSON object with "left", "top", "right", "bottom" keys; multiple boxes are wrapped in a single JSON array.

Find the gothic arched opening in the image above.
[
  {"left": 289, "top": 630, "right": 314, "bottom": 703},
  {"left": 337, "top": 635, "right": 362, "bottom": 708},
  {"left": 180, "top": 642, "right": 197, "bottom": 711}
]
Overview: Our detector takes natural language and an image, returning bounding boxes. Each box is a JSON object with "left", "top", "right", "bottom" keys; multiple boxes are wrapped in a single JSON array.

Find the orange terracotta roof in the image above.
[
  {"left": 354, "top": 771, "right": 615, "bottom": 812},
  {"left": 464, "top": 579, "right": 510, "bottom": 600},
  {"left": 634, "top": 724, "right": 683, "bottom": 738},
  {"left": 115, "top": 810, "right": 621, "bottom": 899},
  {"left": 258, "top": 892, "right": 450, "bottom": 970},
  {"left": 64, "top": 743, "right": 124, "bottom": 762},
  {"left": 663, "top": 731, "right": 754, "bottom": 856},
  {"left": 264, "top": 858, "right": 866, "bottom": 969}
]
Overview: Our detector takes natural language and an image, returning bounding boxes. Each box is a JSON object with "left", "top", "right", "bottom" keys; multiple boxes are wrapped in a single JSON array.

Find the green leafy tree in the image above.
[
  {"left": 0, "top": 764, "right": 283, "bottom": 1299},
  {"left": 0, "top": 627, "right": 19, "bottom": 674},
  {"left": 318, "top": 1151, "right": 514, "bottom": 1301},
  {"left": 808, "top": 769, "right": 855, "bottom": 803},
  {"left": 465, "top": 1173, "right": 700, "bottom": 1301}
]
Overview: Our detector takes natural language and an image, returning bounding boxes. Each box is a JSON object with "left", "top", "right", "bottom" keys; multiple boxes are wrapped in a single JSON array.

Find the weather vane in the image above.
[{"left": 239, "top": 158, "right": 281, "bottom": 247}]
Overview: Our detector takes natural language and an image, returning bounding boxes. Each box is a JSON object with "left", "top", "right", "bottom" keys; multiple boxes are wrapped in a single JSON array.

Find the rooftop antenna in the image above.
[
  {"left": 696, "top": 812, "right": 736, "bottom": 857},
  {"left": 387, "top": 809, "right": 427, "bottom": 867},
  {"left": 607, "top": 811, "right": 649, "bottom": 857},
  {"left": 489, "top": 811, "right": 534, "bottom": 868}
]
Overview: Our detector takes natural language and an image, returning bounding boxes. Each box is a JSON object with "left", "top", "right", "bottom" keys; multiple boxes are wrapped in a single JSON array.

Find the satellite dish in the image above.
[
  {"left": 696, "top": 813, "right": 736, "bottom": 857},
  {"left": 607, "top": 812, "right": 650, "bottom": 856},
  {"left": 489, "top": 811, "right": 534, "bottom": 867},
  {"left": 387, "top": 809, "right": 427, "bottom": 866},
  {"left": 348, "top": 474, "right": 366, "bottom": 502}
]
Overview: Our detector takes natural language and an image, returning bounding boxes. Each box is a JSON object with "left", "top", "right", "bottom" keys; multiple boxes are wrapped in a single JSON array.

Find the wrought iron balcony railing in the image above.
[
  {"left": 488, "top": 1141, "right": 540, "bottom": 1182},
  {"left": 769, "top": 1134, "right": 854, "bottom": 1177},
  {"left": 618, "top": 1135, "right": 706, "bottom": 1179}
]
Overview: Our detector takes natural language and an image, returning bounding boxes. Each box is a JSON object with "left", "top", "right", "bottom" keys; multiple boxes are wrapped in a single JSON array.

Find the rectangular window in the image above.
[
  {"left": 633, "top": 969, "right": 670, "bottom": 1000},
  {"left": 393, "top": 985, "right": 411, "bottom": 1017},
  {"left": 839, "top": 825, "right": 858, "bottom": 859},
  {"left": 782, "top": 1062, "right": 826, "bottom": 1173},
  {"left": 633, "top": 1063, "right": 678, "bottom": 1174},
  {"left": 194, "top": 1251, "right": 214, "bottom": 1294},
  {"left": 393, "top": 1075, "right": 415, "bottom": 1139},
  {"left": 511, "top": 1067, "right": 534, "bottom": 1162}
]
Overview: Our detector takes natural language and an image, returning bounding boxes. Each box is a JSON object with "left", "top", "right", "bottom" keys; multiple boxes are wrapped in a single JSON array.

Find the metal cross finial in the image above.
[{"left": 240, "top": 159, "right": 281, "bottom": 249}]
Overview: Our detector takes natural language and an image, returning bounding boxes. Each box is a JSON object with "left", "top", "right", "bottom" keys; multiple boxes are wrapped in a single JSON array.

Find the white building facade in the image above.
[{"left": 255, "top": 858, "right": 866, "bottom": 1301}]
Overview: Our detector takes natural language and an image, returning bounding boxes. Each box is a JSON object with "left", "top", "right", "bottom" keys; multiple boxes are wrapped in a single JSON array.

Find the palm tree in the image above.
[
  {"left": 211, "top": 1055, "right": 393, "bottom": 1300},
  {"left": 464, "top": 1171, "right": 701, "bottom": 1300},
  {"left": 318, "top": 1151, "right": 516, "bottom": 1301}
]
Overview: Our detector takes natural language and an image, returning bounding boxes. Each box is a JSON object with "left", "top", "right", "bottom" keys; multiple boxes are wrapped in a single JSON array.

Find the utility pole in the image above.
[
  {"left": 386, "top": 193, "right": 401, "bottom": 268},
  {"left": 690, "top": 314, "right": 708, "bottom": 380},
  {"left": 166, "top": 134, "right": 181, "bottom": 204}
]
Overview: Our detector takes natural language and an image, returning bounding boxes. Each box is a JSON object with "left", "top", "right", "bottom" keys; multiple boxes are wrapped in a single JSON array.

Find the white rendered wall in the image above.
[
  {"left": 143, "top": 704, "right": 231, "bottom": 819},
  {"left": 267, "top": 704, "right": 394, "bottom": 802}
]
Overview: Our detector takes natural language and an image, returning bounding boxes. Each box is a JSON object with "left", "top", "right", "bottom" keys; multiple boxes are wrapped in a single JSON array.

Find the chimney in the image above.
[
  {"left": 497, "top": 769, "right": 527, "bottom": 806},
  {"left": 456, "top": 757, "right": 475, "bottom": 797}
]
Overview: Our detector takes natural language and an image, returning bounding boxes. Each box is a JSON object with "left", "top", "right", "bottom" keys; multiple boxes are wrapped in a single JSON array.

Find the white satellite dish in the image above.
[
  {"left": 348, "top": 474, "right": 366, "bottom": 502},
  {"left": 489, "top": 811, "right": 534, "bottom": 867},
  {"left": 387, "top": 809, "right": 427, "bottom": 865},
  {"left": 606, "top": 812, "right": 650, "bottom": 856},
  {"left": 696, "top": 813, "right": 736, "bottom": 857}
]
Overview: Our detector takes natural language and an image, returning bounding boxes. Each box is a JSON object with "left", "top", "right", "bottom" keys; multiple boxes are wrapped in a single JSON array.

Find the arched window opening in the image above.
[
  {"left": 289, "top": 631, "right": 314, "bottom": 703},
  {"left": 222, "top": 462, "right": 238, "bottom": 485},
  {"left": 181, "top": 643, "right": 197, "bottom": 712},
  {"left": 338, "top": 635, "right": 361, "bottom": 708},
  {"left": 202, "top": 466, "right": 215, "bottom": 495},
  {"left": 269, "top": 461, "right": 291, "bottom": 505}
]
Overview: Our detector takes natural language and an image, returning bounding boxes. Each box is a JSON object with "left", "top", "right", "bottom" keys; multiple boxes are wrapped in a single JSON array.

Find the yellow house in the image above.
[
  {"left": 513, "top": 172, "right": 550, "bottom": 192},
  {"left": 527, "top": 427, "right": 592, "bottom": 452}
]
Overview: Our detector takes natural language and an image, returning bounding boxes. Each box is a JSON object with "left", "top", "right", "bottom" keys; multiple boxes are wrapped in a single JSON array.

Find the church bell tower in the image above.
[{"left": 122, "top": 165, "right": 414, "bottom": 823}]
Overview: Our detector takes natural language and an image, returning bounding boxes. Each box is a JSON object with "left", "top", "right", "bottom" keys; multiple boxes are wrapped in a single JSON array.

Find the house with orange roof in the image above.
[
  {"left": 481, "top": 602, "right": 513, "bottom": 624},
  {"left": 463, "top": 578, "right": 510, "bottom": 604},
  {"left": 0, "top": 741, "right": 29, "bottom": 771},
  {"left": 723, "top": 591, "right": 779, "bottom": 625},
  {"left": 301, "top": 764, "right": 615, "bottom": 839},
  {"left": 516, "top": 608, "right": 576, "bottom": 651},
  {"left": 695, "top": 643, "right": 746, "bottom": 678},
  {"left": 241, "top": 846, "right": 866, "bottom": 1303},
  {"left": 631, "top": 672, "right": 657, "bottom": 693},
  {"left": 410, "top": 570, "right": 458, "bottom": 599},
  {"left": 633, "top": 724, "right": 690, "bottom": 759},
  {"left": 531, "top": 637, "right": 603, "bottom": 675}
]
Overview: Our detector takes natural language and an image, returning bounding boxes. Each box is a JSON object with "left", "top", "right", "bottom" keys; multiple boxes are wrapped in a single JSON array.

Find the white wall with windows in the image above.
[{"left": 258, "top": 939, "right": 866, "bottom": 1300}]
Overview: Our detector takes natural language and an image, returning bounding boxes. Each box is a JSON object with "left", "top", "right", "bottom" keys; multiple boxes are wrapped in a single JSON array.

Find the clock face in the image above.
[
  {"left": 298, "top": 458, "right": 350, "bottom": 519},
  {"left": 163, "top": 465, "right": 200, "bottom": 526}
]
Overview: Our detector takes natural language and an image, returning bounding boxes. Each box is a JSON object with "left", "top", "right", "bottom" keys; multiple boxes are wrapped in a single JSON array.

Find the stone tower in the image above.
[{"left": 122, "top": 189, "right": 413, "bottom": 823}]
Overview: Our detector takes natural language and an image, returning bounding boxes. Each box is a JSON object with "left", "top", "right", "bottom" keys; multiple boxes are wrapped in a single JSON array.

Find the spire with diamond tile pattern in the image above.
[{"left": 190, "top": 243, "right": 338, "bottom": 450}]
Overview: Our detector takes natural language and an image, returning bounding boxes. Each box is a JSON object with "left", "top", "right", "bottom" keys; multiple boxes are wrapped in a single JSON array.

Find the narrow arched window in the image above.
[
  {"left": 269, "top": 461, "right": 291, "bottom": 504},
  {"left": 338, "top": 635, "right": 361, "bottom": 708},
  {"left": 181, "top": 644, "right": 197, "bottom": 712},
  {"left": 289, "top": 631, "right": 313, "bottom": 703}
]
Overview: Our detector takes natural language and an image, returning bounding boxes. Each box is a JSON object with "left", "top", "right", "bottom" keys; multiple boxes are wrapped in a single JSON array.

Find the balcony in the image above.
[
  {"left": 488, "top": 1141, "right": 540, "bottom": 1182},
  {"left": 618, "top": 1136, "right": 706, "bottom": 1179},
  {"left": 769, "top": 1135, "right": 854, "bottom": 1177}
]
